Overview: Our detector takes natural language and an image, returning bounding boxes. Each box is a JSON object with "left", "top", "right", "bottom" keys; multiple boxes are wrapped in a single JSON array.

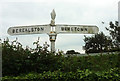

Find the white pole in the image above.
[
  {"left": 51, "top": 40, "right": 55, "bottom": 52},
  {"left": 49, "top": 33, "right": 57, "bottom": 53}
]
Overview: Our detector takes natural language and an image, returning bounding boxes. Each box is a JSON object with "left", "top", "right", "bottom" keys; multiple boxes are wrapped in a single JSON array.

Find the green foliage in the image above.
[
  {"left": 2, "top": 38, "right": 61, "bottom": 76},
  {"left": 2, "top": 68, "right": 120, "bottom": 81},
  {"left": 2, "top": 38, "right": 120, "bottom": 80},
  {"left": 106, "top": 21, "right": 120, "bottom": 50},
  {"left": 84, "top": 32, "right": 113, "bottom": 53}
]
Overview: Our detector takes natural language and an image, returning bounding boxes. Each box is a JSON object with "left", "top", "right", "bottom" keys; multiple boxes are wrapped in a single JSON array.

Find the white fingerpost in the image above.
[{"left": 7, "top": 9, "right": 99, "bottom": 53}]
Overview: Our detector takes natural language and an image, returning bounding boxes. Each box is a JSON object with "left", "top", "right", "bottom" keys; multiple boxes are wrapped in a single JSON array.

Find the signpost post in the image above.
[{"left": 7, "top": 9, "right": 99, "bottom": 53}]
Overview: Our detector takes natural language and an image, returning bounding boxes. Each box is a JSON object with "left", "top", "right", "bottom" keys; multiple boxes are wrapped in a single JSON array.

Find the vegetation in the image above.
[
  {"left": 2, "top": 68, "right": 120, "bottom": 81},
  {"left": 84, "top": 21, "right": 120, "bottom": 53},
  {"left": 1, "top": 38, "right": 120, "bottom": 80},
  {"left": 106, "top": 21, "right": 120, "bottom": 50},
  {"left": 84, "top": 32, "right": 113, "bottom": 53}
]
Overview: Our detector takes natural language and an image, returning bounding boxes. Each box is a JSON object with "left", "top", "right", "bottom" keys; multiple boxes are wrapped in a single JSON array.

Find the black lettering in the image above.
[
  {"left": 28, "top": 28, "right": 30, "bottom": 32},
  {"left": 22, "top": 28, "right": 24, "bottom": 32},
  {"left": 12, "top": 29, "right": 15, "bottom": 33},
  {"left": 61, "top": 27, "right": 65, "bottom": 31},
  {"left": 81, "top": 28, "right": 83, "bottom": 31},
  {"left": 37, "top": 28, "right": 40, "bottom": 31},
  {"left": 41, "top": 27, "right": 44, "bottom": 31},
  {"left": 85, "top": 28, "right": 87, "bottom": 31},
  {"left": 25, "top": 28, "right": 28, "bottom": 32},
  {"left": 71, "top": 28, "right": 73, "bottom": 31},
  {"left": 77, "top": 28, "right": 80, "bottom": 31},
  {"left": 16, "top": 29, "right": 18, "bottom": 33},
  {"left": 67, "top": 27, "right": 70, "bottom": 31},
  {"left": 19, "top": 29, "right": 22, "bottom": 32},
  {"left": 75, "top": 27, "right": 77, "bottom": 31},
  {"left": 65, "top": 27, "right": 67, "bottom": 31},
  {"left": 34, "top": 28, "right": 37, "bottom": 31},
  {"left": 31, "top": 28, "right": 34, "bottom": 32}
]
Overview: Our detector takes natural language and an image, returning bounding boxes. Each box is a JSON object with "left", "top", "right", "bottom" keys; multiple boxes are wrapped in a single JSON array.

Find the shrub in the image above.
[
  {"left": 2, "top": 68, "right": 120, "bottom": 81},
  {"left": 2, "top": 38, "right": 120, "bottom": 77}
]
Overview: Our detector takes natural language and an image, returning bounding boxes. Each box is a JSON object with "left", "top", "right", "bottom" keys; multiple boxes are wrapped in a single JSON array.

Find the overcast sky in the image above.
[{"left": 0, "top": 0, "right": 119, "bottom": 53}]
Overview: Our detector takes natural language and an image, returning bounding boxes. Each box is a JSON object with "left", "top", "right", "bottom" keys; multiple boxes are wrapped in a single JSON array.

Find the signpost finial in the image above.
[
  {"left": 51, "top": 9, "right": 56, "bottom": 20},
  {"left": 50, "top": 9, "right": 56, "bottom": 26}
]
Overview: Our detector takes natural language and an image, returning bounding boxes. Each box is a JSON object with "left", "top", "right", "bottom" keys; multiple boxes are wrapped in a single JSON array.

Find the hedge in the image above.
[{"left": 2, "top": 68, "right": 120, "bottom": 81}]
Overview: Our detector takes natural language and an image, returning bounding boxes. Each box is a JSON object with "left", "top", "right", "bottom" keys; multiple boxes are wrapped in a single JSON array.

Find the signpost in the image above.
[{"left": 7, "top": 9, "right": 99, "bottom": 52}]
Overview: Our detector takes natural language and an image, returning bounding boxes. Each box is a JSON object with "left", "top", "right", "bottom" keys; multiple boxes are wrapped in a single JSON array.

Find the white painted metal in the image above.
[
  {"left": 7, "top": 25, "right": 51, "bottom": 35},
  {"left": 51, "top": 9, "right": 56, "bottom": 20},
  {"left": 55, "top": 25, "right": 99, "bottom": 34}
]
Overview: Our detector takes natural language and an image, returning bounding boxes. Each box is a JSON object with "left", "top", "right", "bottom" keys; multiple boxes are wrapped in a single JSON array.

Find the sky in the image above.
[{"left": 0, "top": 0, "right": 119, "bottom": 53}]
